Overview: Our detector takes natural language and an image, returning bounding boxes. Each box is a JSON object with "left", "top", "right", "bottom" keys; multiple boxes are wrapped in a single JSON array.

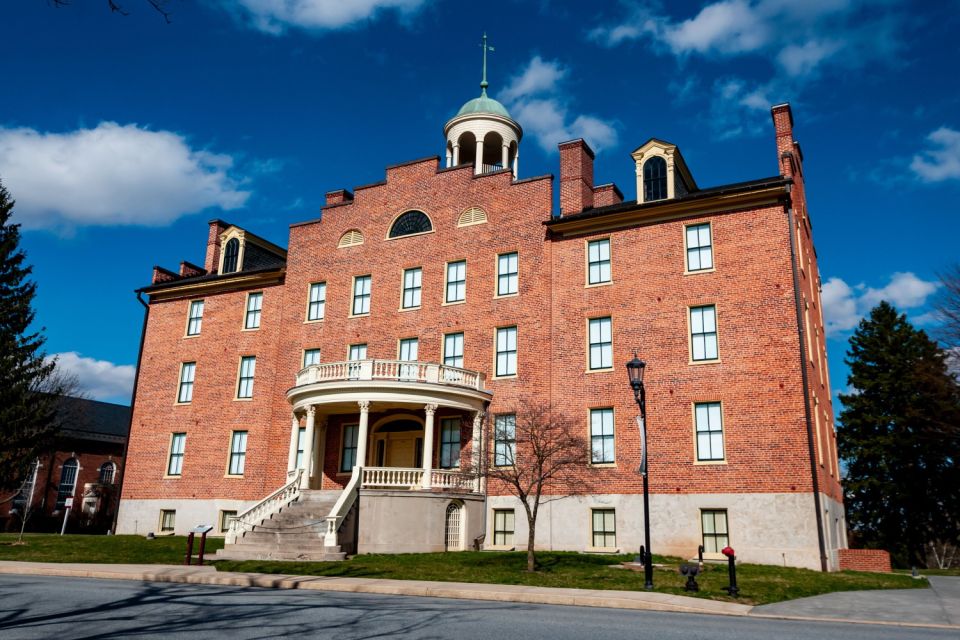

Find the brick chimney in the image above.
[
  {"left": 204, "top": 219, "right": 230, "bottom": 274},
  {"left": 772, "top": 103, "right": 797, "bottom": 178},
  {"left": 559, "top": 139, "right": 595, "bottom": 215}
]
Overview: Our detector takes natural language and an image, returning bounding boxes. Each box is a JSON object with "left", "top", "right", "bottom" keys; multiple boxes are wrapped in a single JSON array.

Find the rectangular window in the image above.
[
  {"left": 307, "top": 282, "right": 326, "bottom": 321},
  {"left": 228, "top": 430, "right": 248, "bottom": 475},
  {"left": 588, "top": 317, "right": 613, "bottom": 370},
  {"left": 493, "top": 509, "right": 515, "bottom": 546},
  {"left": 167, "top": 433, "right": 186, "bottom": 476},
  {"left": 177, "top": 362, "right": 195, "bottom": 403},
  {"left": 402, "top": 268, "right": 422, "bottom": 309},
  {"left": 587, "top": 239, "right": 611, "bottom": 285},
  {"left": 352, "top": 275, "right": 371, "bottom": 315},
  {"left": 497, "top": 252, "right": 518, "bottom": 296},
  {"left": 160, "top": 509, "right": 176, "bottom": 532},
  {"left": 348, "top": 343, "right": 367, "bottom": 379},
  {"left": 341, "top": 424, "right": 359, "bottom": 472},
  {"left": 495, "top": 326, "right": 517, "bottom": 377},
  {"left": 701, "top": 509, "right": 729, "bottom": 554},
  {"left": 187, "top": 300, "right": 204, "bottom": 336},
  {"left": 440, "top": 418, "right": 461, "bottom": 469},
  {"left": 219, "top": 510, "right": 238, "bottom": 533},
  {"left": 686, "top": 223, "right": 713, "bottom": 271},
  {"left": 695, "top": 402, "right": 724, "bottom": 461},
  {"left": 592, "top": 508, "right": 616, "bottom": 549},
  {"left": 245, "top": 292, "right": 263, "bottom": 329},
  {"left": 690, "top": 305, "right": 719, "bottom": 361},
  {"left": 590, "top": 408, "right": 615, "bottom": 464},
  {"left": 399, "top": 338, "right": 419, "bottom": 380},
  {"left": 303, "top": 348, "right": 321, "bottom": 367},
  {"left": 295, "top": 427, "right": 306, "bottom": 469},
  {"left": 443, "top": 332, "right": 464, "bottom": 368},
  {"left": 237, "top": 356, "right": 256, "bottom": 398},
  {"left": 445, "top": 260, "right": 466, "bottom": 303},
  {"left": 494, "top": 414, "right": 516, "bottom": 466}
]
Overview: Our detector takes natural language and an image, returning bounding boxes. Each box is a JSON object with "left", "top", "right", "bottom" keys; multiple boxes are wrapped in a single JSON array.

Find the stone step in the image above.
[
  {"left": 238, "top": 532, "right": 329, "bottom": 545},
  {"left": 214, "top": 548, "right": 346, "bottom": 562}
]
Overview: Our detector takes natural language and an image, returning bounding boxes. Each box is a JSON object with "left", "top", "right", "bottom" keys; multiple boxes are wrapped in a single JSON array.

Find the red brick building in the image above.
[
  {"left": 3, "top": 396, "right": 129, "bottom": 534},
  {"left": 117, "top": 82, "right": 845, "bottom": 569}
]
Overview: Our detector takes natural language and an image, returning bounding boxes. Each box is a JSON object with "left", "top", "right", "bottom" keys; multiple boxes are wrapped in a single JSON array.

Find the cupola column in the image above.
[
  {"left": 501, "top": 144, "right": 509, "bottom": 170},
  {"left": 474, "top": 139, "right": 485, "bottom": 175},
  {"left": 453, "top": 144, "right": 460, "bottom": 166}
]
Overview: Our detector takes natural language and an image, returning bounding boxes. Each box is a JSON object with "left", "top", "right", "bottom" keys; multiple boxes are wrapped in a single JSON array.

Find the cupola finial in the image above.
[{"left": 479, "top": 32, "right": 494, "bottom": 96}]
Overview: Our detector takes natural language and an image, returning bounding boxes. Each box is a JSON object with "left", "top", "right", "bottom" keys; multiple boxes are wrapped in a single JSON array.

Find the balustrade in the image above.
[{"left": 294, "top": 360, "right": 485, "bottom": 390}]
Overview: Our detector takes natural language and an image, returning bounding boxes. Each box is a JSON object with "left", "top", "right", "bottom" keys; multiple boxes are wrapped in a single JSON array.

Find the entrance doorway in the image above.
[{"left": 372, "top": 419, "right": 424, "bottom": 468}]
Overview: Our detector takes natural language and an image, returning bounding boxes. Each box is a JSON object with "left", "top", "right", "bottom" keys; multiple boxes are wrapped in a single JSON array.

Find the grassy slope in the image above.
[{"left": 0, "top": 535, "right": 924, "bottom": 605}]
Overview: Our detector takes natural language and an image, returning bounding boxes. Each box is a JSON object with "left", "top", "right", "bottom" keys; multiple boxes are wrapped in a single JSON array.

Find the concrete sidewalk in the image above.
[{"left": 0, "top": 561, "right": 957, "bottom": 630}]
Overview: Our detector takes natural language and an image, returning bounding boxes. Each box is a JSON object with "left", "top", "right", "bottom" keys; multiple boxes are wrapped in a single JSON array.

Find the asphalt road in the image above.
[{"left": 0, "top": 575, "right": 954, "bottom": 640}]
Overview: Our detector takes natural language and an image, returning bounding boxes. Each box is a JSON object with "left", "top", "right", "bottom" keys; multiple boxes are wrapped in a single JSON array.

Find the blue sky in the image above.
[{"left": 3, "top": 0, "right": 959, "bottom": 406}]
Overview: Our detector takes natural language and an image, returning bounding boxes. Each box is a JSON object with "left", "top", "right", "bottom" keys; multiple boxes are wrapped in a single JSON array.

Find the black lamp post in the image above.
[{"left": 626, "top": 353, "right": 653, "bottom": 590}]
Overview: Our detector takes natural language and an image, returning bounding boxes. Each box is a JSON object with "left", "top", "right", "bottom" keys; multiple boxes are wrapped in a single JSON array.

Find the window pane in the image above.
[
  {"left": 303, "top": 349, "right": 320, "bottom": 366},
  {"left": 245, "top": 293, "right": 262, "bottom": 329},
  {"left": 700, "top": 246, "right": 713, "bottom": 270},
  {"left": 308, "top": 283, "right": 326, "bottom": 320}
]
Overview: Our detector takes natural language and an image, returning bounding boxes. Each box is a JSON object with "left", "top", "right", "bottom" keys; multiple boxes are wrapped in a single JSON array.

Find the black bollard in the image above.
[
  {"left": 698, "top": 544, "right": 704, "bottom": 566},
  {"left": 721, "top": 546, "right": 739, "bottom": 597},
  {"left": 679, "top": 564, "right": 700, "bottom": 592},
  {"left": 636, "top": 545, "right": 646, "bottom": 566},
  {"left": 184, "top": 532, "right": 195, "bottom": 566}
]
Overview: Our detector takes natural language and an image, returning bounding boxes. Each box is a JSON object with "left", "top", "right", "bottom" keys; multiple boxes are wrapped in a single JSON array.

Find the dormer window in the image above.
[
  {"left": 222, "top": 238, "right": 240, "bottom": 273},
  {"left": 643, "top": 156, "right": 667, "bottom": 202},
  {"left": 388, "top": 210, "right": 433, "bottom": 238}
]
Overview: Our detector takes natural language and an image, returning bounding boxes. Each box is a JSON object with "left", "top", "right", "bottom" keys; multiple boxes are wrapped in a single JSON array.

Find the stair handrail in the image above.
[
  {"left": 226, "top": 468, "right": 303, "bottom": 544},
  {"left": 323, "top": 466, "right": 362, "bottom": 547}
]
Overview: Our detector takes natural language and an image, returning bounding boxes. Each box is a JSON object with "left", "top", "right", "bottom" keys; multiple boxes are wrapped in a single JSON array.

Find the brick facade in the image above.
[
  {"left": 118, "top": 103, "right": 846, "bottom": 569},
  {"left": 838, "top": 548, "right": 892, "bottom": 573}
]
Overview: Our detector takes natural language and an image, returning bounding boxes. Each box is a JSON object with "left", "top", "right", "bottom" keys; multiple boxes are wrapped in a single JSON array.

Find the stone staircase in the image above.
[{"left": 214, "top": 490, "right": 350, "bottom": 562}]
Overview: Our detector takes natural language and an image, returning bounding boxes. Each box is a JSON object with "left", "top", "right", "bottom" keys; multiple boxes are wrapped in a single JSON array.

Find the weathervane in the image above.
[{"left": 479, "top": 32, "right": 495, "bottom": 96}]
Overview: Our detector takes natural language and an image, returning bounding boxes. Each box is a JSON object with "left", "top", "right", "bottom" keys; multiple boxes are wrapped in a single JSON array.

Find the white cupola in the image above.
[{"left": 443, "top": 34, "right": 522, "bottom": 177}]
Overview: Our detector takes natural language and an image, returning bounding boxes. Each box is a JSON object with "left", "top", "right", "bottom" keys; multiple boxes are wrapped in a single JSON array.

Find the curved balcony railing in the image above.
[{"left": 294, "top": 360, "right": 486, "bottom": 391}]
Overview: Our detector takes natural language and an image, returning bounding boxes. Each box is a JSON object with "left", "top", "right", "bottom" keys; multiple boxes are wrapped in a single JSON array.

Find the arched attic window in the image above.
[
  {"left": 457, "top": 207, "right": 488, "bottom": 227},
  {"left": 643, "top": 156, "right": 668, "bottom": 202},
  {"left": 338, "top": 229, "right": 364, "bottom": 248},
  {"left": 222, "top": 238, "right": 240, "bottom": 273},
  {"left": 388, "top": 210, "right": 432, "bottom": 238}
]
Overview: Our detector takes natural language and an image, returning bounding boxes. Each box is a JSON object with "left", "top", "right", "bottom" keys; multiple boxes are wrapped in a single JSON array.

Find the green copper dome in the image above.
[{"left": 456, "top": 94, "right": 512, "bottom": 119}]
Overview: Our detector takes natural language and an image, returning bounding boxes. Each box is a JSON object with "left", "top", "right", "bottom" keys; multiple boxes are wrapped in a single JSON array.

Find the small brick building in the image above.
[
  {"left": 117, "top": 78, "right": 845, "bottom": 569},
  {"left": 3, "top": 396, "right": 130, "bottom": 534}
]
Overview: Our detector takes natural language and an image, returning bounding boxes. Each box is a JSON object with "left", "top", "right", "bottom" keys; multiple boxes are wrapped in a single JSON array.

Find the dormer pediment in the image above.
[{"left": 631, "top": 138, "right": 698, "bottom": 203}]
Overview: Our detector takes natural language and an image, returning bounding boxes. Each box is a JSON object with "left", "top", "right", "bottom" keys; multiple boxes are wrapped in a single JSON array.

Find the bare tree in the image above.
[
  {"left": 468, "top": 402, "right": 589, "bottom": 572},
  {"left": 48, "top": 0, "right": 173, "bottom": 23},
  {"left": 936, "top": 264, "right": 960, "bottom": 352}
]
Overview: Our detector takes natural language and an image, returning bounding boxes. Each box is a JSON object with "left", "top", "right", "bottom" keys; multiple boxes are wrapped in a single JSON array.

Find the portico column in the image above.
[
  {"left": 300, "top": 406, "right": 316, "bottom": 489},
  {"left": 355, "top": 401, "right": 370, "bottom": 470},
  {"left": 287, "top": 412, "right": 299, "bottom": 474},
  {"left": 421, "top": 403, "right": 438, "bottom": 489},
  {"left": 475, "top": 140, "right": 485, "bottom": 174},
  {"left": 471, "top": 411, "right": 484, "bottom": 492}
]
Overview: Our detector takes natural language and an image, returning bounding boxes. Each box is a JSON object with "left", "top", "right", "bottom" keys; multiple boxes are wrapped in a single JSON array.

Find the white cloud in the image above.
[
  {"left": 822, "top": 272, "right": 940, "bottom": 337},
  {"left": 589, "top": 1, "right": 905, "bottom": 139},
  {"left": 0, "top": 122, "right": 249, "bottom": 231},
  {"left": 911, "top": 127, "right": 960, "bottom": 182},
  {"left": 498, "top": 56, "right": 618, "bottom": 153},
  {"left": 228, "top": 0, "right": 427, "bottom": 34},
  {"left": 48, "top": 352, "right": 135, "bottom": 402}
]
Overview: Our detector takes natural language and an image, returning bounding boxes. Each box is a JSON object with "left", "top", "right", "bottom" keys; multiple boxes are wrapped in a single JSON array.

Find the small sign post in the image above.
[
  {"left": 60, "top": 497, "right": 73, "bottom": 536},
  {"left": 186, "top": 525, "right": 214, "bottom": 565}
]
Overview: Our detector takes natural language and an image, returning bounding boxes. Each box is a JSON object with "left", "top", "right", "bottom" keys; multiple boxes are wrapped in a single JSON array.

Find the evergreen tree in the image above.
[
  {"left": 839, "top": 301, "right": 960, "bottom": 567},
  {"left": 0, "top": 180, "right": 60, "bottom": 491}
]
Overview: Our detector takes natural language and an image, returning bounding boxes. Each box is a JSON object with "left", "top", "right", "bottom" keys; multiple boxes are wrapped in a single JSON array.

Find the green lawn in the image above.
[
  {"left": 0, "top": 533, "right": 224, "bottom": 564},
  {"left": 215, "top": 551, "right": 925, "bottom": 606},
  {"left": 0, "top": 535, "right": 925, "bottom": 605}
]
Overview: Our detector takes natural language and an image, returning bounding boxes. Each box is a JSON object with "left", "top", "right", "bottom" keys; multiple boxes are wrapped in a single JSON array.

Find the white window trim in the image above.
[
  {"left": 687, "top": 304, "right": 721, "bottom": 364},
  {"left": 350, "top": 275, "right": 372, "bottom": 317},
  {"left": 692, "top": 401, "right": 727, "bottom": 465},
  {"left": 683, "top": 221, "right": 716, "bottom": 275},
  {"left": 584, "top": 238, "right": 613, "bottom": 287},
  {"left": 305, "top": 281, "right": 326, "bottom": 323}
]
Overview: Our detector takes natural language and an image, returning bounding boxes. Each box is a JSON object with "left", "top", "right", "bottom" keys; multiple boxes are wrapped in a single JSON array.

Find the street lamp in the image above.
[{"left": 626, "top": 353, "right": 653, "bottom": 590}]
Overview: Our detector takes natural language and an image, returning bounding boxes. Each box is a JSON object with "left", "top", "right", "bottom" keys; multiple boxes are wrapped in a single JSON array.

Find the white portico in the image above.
[{"left": 221, "top": 360, "right": 491, "bottom": 558}]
